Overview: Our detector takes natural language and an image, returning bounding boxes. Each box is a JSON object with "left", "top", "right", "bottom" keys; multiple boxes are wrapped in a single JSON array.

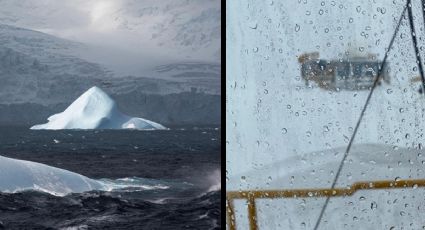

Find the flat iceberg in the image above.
[
  {"left": 0, "top": 155, "right": 171, "bottom": 196},
  {"left": 31, "top": 86, "right": 166, "bottom": 130},
  {"left": 0, "top": 155, "right": 104, "bottom": 196}
]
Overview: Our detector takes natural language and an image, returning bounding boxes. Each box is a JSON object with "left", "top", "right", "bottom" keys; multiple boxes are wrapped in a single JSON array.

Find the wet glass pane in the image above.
[{"left": 227, "top": 0, "right": 425, "bottom": 229}]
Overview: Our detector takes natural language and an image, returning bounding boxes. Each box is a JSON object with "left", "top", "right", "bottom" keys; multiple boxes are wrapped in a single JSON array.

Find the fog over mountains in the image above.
[{"left": 0, "top": 0, "right": 221, "bottom": 126}]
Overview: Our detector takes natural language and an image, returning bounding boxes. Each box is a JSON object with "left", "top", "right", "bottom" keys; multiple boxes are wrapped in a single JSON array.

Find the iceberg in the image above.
[
  {"left": 31, "top": 86, "right": 166, "bottom": 130},
  {"left": 0, "top": 155, "right": 104, "bottom": 196}
]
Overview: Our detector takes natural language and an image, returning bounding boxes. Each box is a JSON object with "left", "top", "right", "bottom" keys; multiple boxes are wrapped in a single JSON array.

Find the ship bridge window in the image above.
[
  {"left": 336, "top": 63, "right": 349, "bottom": 78},
  {"left": 352, "top": 63, "right": 363, "bottom": 78},
  {"left": 365, "top": 64, "right": 378, "bottom": 78}
]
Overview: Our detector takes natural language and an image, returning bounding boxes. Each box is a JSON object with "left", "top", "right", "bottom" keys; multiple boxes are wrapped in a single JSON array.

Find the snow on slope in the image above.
[
  {"left": 0, "top": 23, "right": 114, "bottom": 105},
  {"left": 229, "top": 144, "right": 425, "bottom": 229},
  {"left": 0, "top": 155, "right": 104, "bottom": 196},
  {"left": 31, "top": 86, "right": 166, "bottom": 130}
]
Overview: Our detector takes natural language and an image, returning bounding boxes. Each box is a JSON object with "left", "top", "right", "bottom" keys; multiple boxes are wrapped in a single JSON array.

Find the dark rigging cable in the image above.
[
  {"left": 312, "top": 3, "right": 408, "bottom": 230},
  {"left": 408, "top": 0, "right": 425, "bottom": 94}
]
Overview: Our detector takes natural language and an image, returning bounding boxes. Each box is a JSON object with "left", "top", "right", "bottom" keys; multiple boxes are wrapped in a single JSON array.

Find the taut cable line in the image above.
[{"left": 312, "top": 3, "right": 408, "bottom": 230}]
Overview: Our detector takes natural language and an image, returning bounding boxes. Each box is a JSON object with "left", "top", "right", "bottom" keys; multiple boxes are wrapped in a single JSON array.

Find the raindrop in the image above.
[
  {"left": 371, "top": 202, "right": 378, "bottom": 210},
  {"left": 281, "top": 128, "right": 288, "bottom": 134},
  {"left": 249, "top": 23, "right": 258, "bottom": 29},
  {"left": 356, "top": 6, "right": 361, "bottom": 13},
  {"left": 295, "top": 24, "right": 301, "bottom": 32}
]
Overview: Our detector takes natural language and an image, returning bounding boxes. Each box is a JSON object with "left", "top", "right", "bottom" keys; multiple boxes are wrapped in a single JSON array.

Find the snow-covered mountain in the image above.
[
  {"left": 0, "top": 23, "right": 220, "bottom": 108},
  {"left": 0, "top": 23, "right": 113, "bottom": 104},
  {"left": 0, "top": 0, "right": 221, "bottom": 126},
  {"left": 31, "top": 86, "right": 166, "bottom": 130}
]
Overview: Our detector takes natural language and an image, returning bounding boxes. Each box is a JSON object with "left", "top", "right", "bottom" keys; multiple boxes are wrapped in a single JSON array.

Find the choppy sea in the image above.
[{"left": 0, "top": 126, "right": 221, "bottom": 229}]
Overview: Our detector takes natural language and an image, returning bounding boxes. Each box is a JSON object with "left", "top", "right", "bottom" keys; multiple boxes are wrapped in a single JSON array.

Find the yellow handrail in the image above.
[{"left": 226, "top": 178, "right": 425, "bottom": 230}]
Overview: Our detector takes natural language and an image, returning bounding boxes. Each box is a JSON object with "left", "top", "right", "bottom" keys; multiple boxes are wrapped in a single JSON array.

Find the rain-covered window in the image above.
[{"left": 227, "top": 0, "right": 425, "bottom": 229}]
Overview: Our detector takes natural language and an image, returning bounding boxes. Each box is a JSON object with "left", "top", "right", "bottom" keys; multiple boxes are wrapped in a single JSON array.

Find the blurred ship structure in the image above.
[{"left": 298, "top": 52, "right": 390, "bottom": 91}]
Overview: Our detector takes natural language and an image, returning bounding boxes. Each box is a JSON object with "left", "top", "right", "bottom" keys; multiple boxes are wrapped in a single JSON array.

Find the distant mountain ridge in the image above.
[{"left": 0, "top": 23, "right": 220, "bottom": 125}]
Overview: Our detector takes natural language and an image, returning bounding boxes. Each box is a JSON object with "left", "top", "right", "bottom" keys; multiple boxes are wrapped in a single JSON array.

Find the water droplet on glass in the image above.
[
  {"left": 371, "top": 202, "right": 378, "bottom": 210},
  {"left": 249, "top": 23, "right": 258, "bottom": 29},
  {"left": 356, "top": 6, "right": 361, "bottom": 13},
  {"left": 295, "top": 24, "right": 300, "bottom": 32}
]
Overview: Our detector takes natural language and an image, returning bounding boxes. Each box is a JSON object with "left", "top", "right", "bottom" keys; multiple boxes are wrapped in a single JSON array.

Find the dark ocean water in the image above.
[{"left": 0, "top": 126, "right": 221, "bottom": 229}]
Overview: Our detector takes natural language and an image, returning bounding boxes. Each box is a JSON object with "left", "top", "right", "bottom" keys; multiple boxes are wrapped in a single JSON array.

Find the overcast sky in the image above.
[{"left": 0, "top": 0, "right": 221, "bottom": 73}]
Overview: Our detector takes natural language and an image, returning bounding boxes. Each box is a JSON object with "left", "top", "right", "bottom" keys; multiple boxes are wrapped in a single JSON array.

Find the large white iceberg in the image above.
[
  {"left": 31, "top": 86, "right": 166, "bottom": 130},
  {"left": 0, "top": 155, "right": 104, "bottom": 196}
]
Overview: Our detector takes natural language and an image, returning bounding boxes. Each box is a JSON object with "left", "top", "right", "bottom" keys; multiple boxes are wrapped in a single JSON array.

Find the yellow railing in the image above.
[{"left": 226, "top": 179, "right": 425, "bottom": 230}]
